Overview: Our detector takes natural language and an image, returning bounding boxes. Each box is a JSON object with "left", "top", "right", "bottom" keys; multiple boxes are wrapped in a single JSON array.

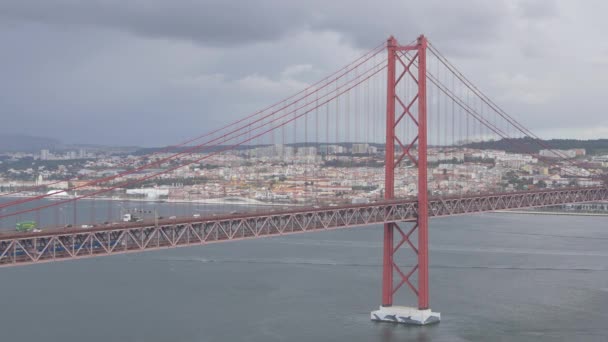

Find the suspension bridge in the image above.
[{"left": 0, "top": 35, "right": 606, "bottom": 325}]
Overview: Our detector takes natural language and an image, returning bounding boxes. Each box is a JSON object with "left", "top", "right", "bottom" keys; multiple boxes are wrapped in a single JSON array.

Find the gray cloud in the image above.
[
  {"left": 0, "top": 0, "right": 606, "bottom": 146},
  {"left": 0, "top": 0, "right": 508, "bottom": 49},
  {"left": 0, "top": 1, "right": 302, "bottom": 45},
  {"left": 518, "top": 0, "right": 559, "bottom": 19}
]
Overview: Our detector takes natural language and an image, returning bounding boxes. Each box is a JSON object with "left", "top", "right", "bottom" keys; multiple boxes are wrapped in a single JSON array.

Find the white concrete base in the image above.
[{"left": 371, "top": 306, "right": 440, "bottom": 325}]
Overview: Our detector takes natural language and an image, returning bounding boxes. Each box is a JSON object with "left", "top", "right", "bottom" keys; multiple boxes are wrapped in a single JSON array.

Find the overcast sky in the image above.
[{"left": 1, "top": 0, "right": 607, "bottom": 146}]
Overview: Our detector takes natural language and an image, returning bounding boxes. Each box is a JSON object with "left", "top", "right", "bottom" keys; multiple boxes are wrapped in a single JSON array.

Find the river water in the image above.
[{"left": 0, "top": 200, "right": 606, "bottom": 341}]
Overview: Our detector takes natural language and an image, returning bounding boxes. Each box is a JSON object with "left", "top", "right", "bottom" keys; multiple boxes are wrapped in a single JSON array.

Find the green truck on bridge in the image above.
[{"left": 16, "top": 221, "right": 38, "bottom": 232}]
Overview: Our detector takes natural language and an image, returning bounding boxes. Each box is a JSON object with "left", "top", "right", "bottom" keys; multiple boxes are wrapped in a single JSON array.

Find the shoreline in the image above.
[
  {"left": 0, "top": 193, "right": 305, "bottom": 207},
  {"left": 493, "top": 210, "right": 608, "bottom": 217}
]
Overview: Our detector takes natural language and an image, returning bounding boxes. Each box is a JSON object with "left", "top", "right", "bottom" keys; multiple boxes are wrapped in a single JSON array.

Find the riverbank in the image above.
[
  {"left": 0, "top": 193, "right": 302, "bottom": 207},
  {"left": 493, "top": 210, "right": 608, "bottom": 217}
]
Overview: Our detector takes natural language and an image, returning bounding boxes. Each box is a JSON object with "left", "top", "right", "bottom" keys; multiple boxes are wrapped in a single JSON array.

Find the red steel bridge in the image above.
[{"left": 1, "top": 35, "right": 606, "bottom": 325}]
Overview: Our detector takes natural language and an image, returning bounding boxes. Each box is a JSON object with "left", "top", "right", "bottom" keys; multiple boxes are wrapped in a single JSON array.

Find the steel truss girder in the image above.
[{"left": 0, "top": 186, "right": 605, "bottom": 267}]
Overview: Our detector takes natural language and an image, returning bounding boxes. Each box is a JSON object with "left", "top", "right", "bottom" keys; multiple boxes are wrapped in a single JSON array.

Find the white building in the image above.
[
  {"left": 297, "top": 146, "right": 317, "bottom": 156},
  {"left": 539, "top": 149, "right": 585, "bottom": 159},
  {"left": 125, "top": 188, "right": 170, "bottom": 199},
  {"left": 352, "top": 143, "right": 369, "bottom": 154}
]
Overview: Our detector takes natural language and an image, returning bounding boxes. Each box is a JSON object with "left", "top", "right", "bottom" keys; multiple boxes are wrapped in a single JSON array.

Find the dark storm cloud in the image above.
[
  {"left": 0, "top": 0, "right": 508, "bottom": 50},
  {"left": 0, "top": 1, "right": 303, "bottom": 45}
]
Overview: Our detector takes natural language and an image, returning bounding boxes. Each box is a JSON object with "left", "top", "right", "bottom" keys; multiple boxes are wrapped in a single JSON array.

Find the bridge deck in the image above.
[{"left": 0, "top": 187, "right": 605, "bottom": 267}]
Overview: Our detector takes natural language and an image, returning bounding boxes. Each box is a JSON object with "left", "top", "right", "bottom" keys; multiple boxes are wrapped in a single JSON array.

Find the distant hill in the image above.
[
  {"left": 0, "top": 134, "right": 141, "bottom": 154},
  {"left": 5, "top": 134, "right": 605, "bottom": 156},
  {"left": 465, "top": 138, "right": 608, "bottom": 155},
  {"left": 0, "top": 134, "right": 62, "bottom": 153},
  {"left": 132, "top": 142, "right": 387, "bottom": 155}
]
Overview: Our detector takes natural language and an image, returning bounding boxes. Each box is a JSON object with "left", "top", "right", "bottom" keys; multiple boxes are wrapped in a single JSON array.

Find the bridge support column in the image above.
[{"left": 371, "top": 34, "right": 440, "bottom": 325}]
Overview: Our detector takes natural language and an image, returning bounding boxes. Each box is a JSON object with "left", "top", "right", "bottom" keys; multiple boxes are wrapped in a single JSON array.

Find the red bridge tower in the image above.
[{"left": 371, "top": 35, "right": 440, "bottom": 325}]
